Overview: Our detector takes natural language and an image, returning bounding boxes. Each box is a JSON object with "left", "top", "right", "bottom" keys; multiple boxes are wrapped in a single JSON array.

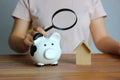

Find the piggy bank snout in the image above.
[{"left": 44, "top": 49, "right": 57, "bottom": 60}]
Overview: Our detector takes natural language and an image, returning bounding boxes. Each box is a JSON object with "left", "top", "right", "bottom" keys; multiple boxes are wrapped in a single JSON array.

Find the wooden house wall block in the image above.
[{"left": 74, "top": 40, "right": 91, "bottom": 65}]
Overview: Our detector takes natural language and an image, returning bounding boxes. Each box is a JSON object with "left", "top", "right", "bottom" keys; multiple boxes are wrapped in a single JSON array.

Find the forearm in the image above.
[
  {"left": 9, "top": 35, "right": 29, "bottom": 53},
  {"left": 95, "top": 36, "right": 120, "bottom": 55},
  {"left": 8, "top": 18, "right": 31, "bottom": 53}
]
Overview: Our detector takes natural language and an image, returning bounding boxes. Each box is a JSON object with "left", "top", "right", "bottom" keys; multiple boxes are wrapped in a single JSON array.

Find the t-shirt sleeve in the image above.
[
  {"left": 90, "top": 0, "right": 107, "bottom": 20},
  {"left": 12, "top": 0, "right": 31, "bottom": 21}
]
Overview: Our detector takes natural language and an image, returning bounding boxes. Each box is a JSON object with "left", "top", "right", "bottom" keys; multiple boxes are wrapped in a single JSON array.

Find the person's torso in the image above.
[{"left": 29, "top": 0, "right": 92, "bottom": 53}]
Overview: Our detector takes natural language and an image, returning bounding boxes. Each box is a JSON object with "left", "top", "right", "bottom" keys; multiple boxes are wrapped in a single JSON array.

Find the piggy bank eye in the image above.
[
  {"left": 51, "top": 43, "right": 54, "bottom": 46},
  {"left": 44, "top": 44, "right": 47, "bottom": 46}
]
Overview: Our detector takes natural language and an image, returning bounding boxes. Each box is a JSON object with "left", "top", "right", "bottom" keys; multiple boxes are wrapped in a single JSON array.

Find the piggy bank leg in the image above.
[
  {"left": 36, "top": 63, "right": 45, "bottom": 67},
  {"left": 51, "top": 61, "right": 58, "bottom": 66}
]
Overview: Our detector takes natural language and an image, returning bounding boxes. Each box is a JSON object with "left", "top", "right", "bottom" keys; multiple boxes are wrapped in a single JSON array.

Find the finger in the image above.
[
  {"left": 24, "top": 39, "right": 32, "bottom": 47},
  {"left": 30, "top": 29, "right": 38, "bottom": 37},
  {"left": 37, "top": 27, "right": 47, "bottom": 36},
  {"left": 24, "top": 34, "right": 33, "bottom": 46},
  {"left": 33, "top": 26, "right": 47, "bottom": 36},
  {"left": 28, "top": 28, "right": 40, "bottom": 37}
]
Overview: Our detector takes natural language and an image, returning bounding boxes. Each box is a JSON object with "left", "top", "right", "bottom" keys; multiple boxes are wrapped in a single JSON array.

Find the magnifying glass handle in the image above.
[{"left": 45, "top": 26, "right": 53, "bottom": 32}]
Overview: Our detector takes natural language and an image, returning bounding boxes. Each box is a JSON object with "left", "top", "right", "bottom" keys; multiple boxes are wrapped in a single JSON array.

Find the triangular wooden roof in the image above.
[{"left": 74, "top": 40, "right": 91, "bottom": 53}]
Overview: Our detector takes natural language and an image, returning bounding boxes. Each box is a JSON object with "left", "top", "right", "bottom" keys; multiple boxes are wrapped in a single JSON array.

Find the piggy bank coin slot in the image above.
[{"left": 33, "top": 33, "right": 43, "bottom": 40}]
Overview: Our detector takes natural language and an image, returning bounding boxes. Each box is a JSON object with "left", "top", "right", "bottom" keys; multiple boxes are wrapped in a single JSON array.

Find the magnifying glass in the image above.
[
  {"left": 45, "top": 8, "right": 78, "bottom": 31},
  {"left": 33, "top": 8, "right": 78, "bottom": 40}
]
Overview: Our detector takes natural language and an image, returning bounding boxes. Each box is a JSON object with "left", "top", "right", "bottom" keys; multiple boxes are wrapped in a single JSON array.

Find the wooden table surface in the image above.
[{"left": 0, "top": 54, "right": 120, "bottom": 80}]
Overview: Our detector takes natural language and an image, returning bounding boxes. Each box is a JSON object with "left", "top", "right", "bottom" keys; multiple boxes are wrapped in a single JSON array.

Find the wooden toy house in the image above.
[{"left": 74, "top": 40, "right": 91, "bottom": 65}]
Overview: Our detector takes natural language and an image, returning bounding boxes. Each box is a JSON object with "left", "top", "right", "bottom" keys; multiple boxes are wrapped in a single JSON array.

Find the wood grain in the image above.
[{"left": 0, "top": 54, "right": 120, "bottom": 80}]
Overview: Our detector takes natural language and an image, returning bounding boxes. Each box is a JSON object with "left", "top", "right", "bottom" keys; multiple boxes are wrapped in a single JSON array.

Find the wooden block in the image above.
[{"left": 74, "top": 40, "right": 91, "bottom": 65}]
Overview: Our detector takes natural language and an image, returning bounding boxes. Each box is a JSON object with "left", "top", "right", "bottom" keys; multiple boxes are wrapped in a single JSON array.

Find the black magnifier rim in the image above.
[
  {"left": 45, "top": 8, "right": 78, "bottom": 31},
  {"left": 52, "top": 8, "right": 78, "bottom": 30}
]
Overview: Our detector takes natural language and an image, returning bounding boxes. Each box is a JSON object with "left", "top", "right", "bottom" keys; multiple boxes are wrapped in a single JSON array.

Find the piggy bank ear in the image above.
[
  {"left": 49, "top": 32, "right": 60, "bottom": 42},
  {"left": 33, "top": 33, "right": 43, "bottom": 40}
]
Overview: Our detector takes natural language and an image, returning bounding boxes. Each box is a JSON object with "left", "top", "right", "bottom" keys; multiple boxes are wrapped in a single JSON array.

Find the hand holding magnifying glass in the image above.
[{"left": 33, "top": 8, "right": 78, "bottom": 40}]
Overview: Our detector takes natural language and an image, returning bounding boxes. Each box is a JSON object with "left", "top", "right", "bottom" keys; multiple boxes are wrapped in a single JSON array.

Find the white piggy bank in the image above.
[{"left": 29, "top": 32, "right": 61, "bottom": 67}]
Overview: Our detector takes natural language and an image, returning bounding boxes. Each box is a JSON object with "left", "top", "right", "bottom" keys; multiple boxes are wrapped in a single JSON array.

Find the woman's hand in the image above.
[
  {"left": 24, "top": 27, "right": 47, "bottom": 47},
  {"left": 9, "top": 18, "right": 47, "bottom": 53}
]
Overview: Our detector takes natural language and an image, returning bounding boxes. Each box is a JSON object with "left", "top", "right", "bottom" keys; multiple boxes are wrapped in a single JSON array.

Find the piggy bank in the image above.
[{"left": 29, "top": 32, "right": 61, "bottom": 67}]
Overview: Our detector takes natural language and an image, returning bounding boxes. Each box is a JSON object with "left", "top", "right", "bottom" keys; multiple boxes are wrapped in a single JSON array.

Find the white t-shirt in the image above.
[{"left": 12, "top": 0, "right": 107, "bottom": 53}]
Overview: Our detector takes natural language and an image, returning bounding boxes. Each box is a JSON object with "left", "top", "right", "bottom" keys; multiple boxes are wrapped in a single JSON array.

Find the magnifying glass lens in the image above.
[{"left": 52, "top": 11, "right": 77, "bottom": 28}]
